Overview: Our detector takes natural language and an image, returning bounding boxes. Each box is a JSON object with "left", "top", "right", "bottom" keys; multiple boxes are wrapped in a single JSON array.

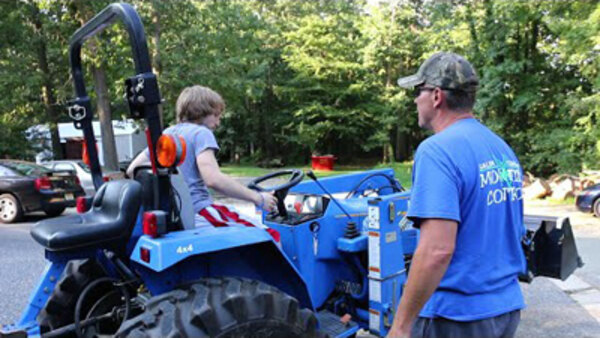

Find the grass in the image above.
[
  {"left": 546, "top": 196, "right": 576, "bottom": 205},
  {"left": 219, "top": 165, "right": 274, "bottom": 177},
  {"left": 221, "top": 162, "right": 413, "bottom": 188},
  {"left": 375, "top": 162, "right": 413, "bottom": 188}
]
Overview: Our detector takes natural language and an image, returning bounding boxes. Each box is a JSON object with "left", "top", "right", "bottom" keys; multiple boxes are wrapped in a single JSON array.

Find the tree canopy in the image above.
[{"left": 1, "top": 0, "right": 598, "bottom": 176}]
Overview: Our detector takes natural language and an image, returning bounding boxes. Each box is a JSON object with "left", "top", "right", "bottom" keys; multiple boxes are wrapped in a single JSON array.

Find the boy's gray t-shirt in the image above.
[{"left": 147, "top": 122, "right": 219, "bottom": 212}]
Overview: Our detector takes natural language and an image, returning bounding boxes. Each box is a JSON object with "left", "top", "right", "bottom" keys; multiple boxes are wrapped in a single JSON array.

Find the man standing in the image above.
[{"left": 388, "top": 52, "right": 526, "bottom": 338}]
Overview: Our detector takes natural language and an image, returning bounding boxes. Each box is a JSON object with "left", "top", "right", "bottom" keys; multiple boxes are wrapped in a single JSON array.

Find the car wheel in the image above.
[
  {"left": 0, "top": 193, "right": 23, "bottom": 224},
  {"left": 593, "top": 198, "right": 600, "bottom": 218}
]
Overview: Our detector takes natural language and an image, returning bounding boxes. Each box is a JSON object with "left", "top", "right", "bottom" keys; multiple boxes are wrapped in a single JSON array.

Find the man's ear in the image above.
[{"left": 432, "top": 88, "right": 444, "bottom": 108}]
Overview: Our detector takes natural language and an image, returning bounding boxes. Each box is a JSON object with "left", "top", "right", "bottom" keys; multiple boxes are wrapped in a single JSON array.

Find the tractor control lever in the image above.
[{"left": 306, "top": 170, "right": 354, "bottom": 222}]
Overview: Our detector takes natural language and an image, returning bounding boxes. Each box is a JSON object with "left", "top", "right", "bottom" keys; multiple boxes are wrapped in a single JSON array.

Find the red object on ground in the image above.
[{"left": 311, "top": 155, "right": 336, "bottom": 171}]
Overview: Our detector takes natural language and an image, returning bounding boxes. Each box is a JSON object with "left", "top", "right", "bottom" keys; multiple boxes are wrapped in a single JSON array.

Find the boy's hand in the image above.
[{"left": 256, "top": 191, "right": 278, "bottom": 212}]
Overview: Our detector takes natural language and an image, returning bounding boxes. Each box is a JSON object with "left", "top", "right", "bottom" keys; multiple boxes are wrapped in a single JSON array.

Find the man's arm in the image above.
[
  {"left": 388, "top": 218, "right": 457, "bottom": 337},
  {"left": 126, "top": 150, "right": 150, "bottom": 178},
  {"left": 196, "top": 149, "right": 277, "bottom": 211}
]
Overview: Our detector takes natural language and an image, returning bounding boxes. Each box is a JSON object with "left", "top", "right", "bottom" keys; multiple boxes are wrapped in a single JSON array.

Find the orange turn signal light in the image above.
[{"left": 156, "top": 134, "right": 186, "bottom": 167}]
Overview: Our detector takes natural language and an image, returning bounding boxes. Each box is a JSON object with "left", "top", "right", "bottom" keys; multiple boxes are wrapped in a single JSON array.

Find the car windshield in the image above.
[
  {"left": 0, "top": 165, "right": 17, "bottom": 177},
  {"left": 74, "top": 161, "right": 91, "bottom": 173},
  {"left": 0, "top": 161, "right": 51, "bottom": 176}
]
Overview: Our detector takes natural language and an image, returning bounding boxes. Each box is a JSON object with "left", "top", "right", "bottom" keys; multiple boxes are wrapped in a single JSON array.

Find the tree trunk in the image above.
[
  {"left": 29, "top": 3, "right": 63, "bottom": 159},
  {"left": 466, "top": 2, "right": 481, "bottom": 65},
  {"left": 395, "top": 127, "right": 409, "bottom": 161},
  {"left": 229, "top": 141, "right": 236, "bottom": 162},
  {"left": 263, "top": 65, "right": 274, "bottom": 159},
  {"left": 385, "top": 4, "right": 397, "bottom": 88},
  {"left": 93, "top": 62, "right": 119, "bottom": 171},
  {"left": 73, "top": 2, "right": 119, "bottom": 171},
  {"left": 382, "top": 143, "right": 390, "bottom": 163},
  {"left": 151, "top": 0, "right": 164, "bottom": 126}
]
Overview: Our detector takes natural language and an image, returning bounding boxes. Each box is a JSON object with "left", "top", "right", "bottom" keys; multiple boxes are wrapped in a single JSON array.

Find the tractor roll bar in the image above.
[
  {"left": 67, "top": 2, "right": 168, "bottom": 213},
  {"left": 69, "top": 3, "right": 152, "bottom": 91}
]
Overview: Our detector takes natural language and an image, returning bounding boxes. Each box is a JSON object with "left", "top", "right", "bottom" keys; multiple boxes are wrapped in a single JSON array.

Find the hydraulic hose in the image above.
[
  {"left": 74, "top": 277, "right": 131, "bottom": 338},
  {"left": 350, "top": 254, "right": 368, "bottom": 301}
]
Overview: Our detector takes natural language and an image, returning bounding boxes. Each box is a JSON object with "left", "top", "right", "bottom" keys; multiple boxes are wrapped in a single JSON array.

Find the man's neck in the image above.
[{"left": 432, "top": 110, "right": 474, "bottom": 133}]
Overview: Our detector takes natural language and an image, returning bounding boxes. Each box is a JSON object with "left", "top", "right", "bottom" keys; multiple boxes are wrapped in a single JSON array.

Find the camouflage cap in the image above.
[{"left": 397, "top": 52, "right": 479, "bottom": 92}]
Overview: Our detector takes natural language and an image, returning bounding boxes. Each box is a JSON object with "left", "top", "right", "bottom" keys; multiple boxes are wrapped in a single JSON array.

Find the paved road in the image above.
[
  {"left": 0, "top": 212, "right": 54, "bottom": 327},
  {"left": 1, "top": 203, "right": 599, "bottom": 337},
  {"left": 521, "top": 202, "right": 600, "bottom": 336}
]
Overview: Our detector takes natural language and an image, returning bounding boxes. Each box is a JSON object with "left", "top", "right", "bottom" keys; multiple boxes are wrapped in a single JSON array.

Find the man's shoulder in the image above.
[
  {"left": 439, "top": 118, "right": 484, "bottom": 136},
  {"left": 416, "top": 136, "right": 437, "bottom": 153},
  {"left": 417, "top": 124, "right": 466, "bottom": 152},
  {"left": 416, "top": 119, "right": 494, "bottom": 159},
  {"left": 427, "top": 119, "right": 495, "bottom": 147}
]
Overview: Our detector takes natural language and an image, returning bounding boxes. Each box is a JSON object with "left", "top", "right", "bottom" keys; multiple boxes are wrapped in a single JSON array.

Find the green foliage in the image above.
[
  {"left": 0, "top": 0, "right": 598, "bottom": 176},
  {"left": 374, "top": 161, "right": 413, "bottom": 189},
  {"left": 543, "top": 2, "right": 600, "bottom": 171},
  {"left": 279, "top": 2, "right": 368, "bottom": 155},
  {"left": 220, "top": 162, "right": 412, "bottom": 184},
  {"left": 0, "top": 116, "right": 30, "bottom": 160}
]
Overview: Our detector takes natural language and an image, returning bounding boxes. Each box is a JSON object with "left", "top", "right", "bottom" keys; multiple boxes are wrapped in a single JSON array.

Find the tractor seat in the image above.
[
  {"left": 133, "top": 167, "right": 195, "bottom": 230},
  {"left": 31, "top": 180, "right": 142, "bottom": 252}
]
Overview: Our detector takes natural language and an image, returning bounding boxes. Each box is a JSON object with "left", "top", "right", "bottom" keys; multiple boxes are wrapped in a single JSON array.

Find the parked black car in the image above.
[
  {"left": 575, "top": 183, "right": 600, "bottom": 217},
  {"left": 0, "top": 160, "right": 85, "bottom": 223}
]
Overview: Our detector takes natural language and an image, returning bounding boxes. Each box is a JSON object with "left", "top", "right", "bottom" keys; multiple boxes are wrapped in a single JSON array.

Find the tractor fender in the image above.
[{"left": 130, "top": 226, "right": 315, "bottom": 310}]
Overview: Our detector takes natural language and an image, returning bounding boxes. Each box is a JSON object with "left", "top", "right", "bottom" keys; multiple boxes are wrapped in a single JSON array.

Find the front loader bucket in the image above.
[{"left": 520, "top": 215, "right": 584, "bottom": 283}]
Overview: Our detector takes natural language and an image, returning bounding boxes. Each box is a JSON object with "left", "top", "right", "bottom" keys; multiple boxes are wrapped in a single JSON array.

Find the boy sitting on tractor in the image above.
[{"left": 127, "top": 85, "right": 281, "bottom": 241}]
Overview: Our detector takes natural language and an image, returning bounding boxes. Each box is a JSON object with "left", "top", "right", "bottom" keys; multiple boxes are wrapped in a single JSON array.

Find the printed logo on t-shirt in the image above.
[{"left": 479, "top": 155, "right": 523, "bottom": 206}]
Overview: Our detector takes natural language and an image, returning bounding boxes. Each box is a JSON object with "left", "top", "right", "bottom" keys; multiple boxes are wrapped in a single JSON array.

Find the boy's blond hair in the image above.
[{"left": 176, "top": 85, "right": 225, "bottom": 123}]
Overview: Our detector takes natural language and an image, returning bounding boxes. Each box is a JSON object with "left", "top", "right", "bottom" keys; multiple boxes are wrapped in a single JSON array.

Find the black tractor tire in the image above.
[
  {"left": 43, "top": 205, "right": 66, "bottom": 218},
  {"left": 0, "top": 193, "right": 23, "bottom": 223},
  {"left": 117, "top": 277, "right": 318, "bottom": 338},
  {"left": 37, "top": 259, "right": 108, "bottom": 337},
  {"left": 593, "top": 198, "right": 600, "bottom": 218}
]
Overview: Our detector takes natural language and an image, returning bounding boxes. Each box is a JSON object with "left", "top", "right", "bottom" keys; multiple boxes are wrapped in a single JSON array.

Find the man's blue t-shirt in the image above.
[
  {"left": 147, "top": 122, "right": 219, "bottom": 213},
  {"left": 408, "top": 118, "right": 526, "bottom": 321}
]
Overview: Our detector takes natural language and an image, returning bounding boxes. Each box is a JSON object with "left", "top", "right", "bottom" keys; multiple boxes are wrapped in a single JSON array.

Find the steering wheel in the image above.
[{"left": 247, "top": 169, "right": 304, "bottom": 218}]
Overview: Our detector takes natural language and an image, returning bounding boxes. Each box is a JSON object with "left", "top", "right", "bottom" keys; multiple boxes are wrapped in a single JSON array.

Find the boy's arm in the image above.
[
  {"left": 126, "top": 150, "right": 150, "bottom": 178},
  {"left": 196, "top": 149, "right": 277, "bottom": 211}
]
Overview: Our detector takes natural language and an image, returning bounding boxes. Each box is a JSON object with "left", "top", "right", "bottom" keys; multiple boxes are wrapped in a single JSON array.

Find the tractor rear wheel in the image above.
[
  {"left": 37, "top": 259, "right": 115, "bottom": 337},
  {"left": 116, "top": 277, "right": 318, "bottom": 337}
]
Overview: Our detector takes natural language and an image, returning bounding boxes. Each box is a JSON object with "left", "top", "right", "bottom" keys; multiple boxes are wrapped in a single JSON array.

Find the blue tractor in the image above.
[{"left": 0, "top": 3, "right": 583, "bottom": 337}]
